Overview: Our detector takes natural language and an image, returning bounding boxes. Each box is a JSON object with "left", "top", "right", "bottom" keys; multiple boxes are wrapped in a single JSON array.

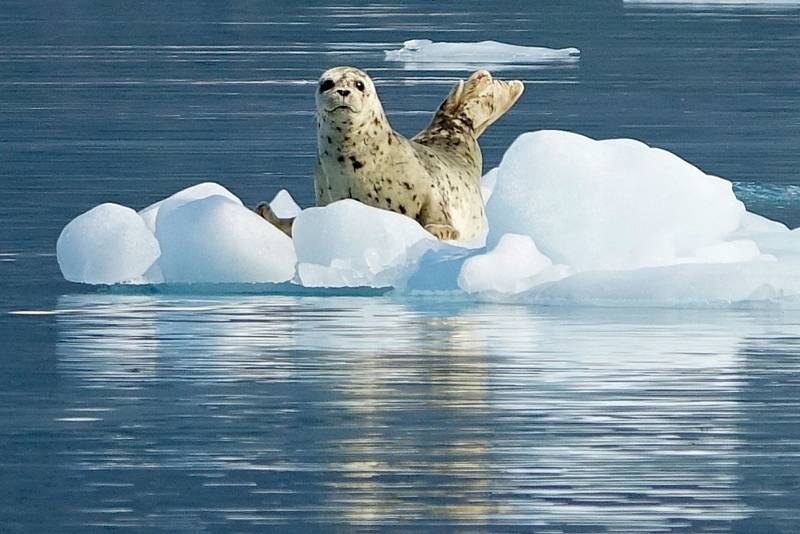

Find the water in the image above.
[{"left": 2, "top": 1, "right": 800, "bottom": 531}]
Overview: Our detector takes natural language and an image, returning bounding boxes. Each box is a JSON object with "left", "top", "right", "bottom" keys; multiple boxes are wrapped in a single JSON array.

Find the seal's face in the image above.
[{"left": 315, "top": 66, "right": 378, "bottom": 118}]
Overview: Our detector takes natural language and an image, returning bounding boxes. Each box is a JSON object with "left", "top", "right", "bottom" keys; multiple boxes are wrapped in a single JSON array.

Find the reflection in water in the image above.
[{"left": 51, "top": 294, "right": 800, "bottom": 530}]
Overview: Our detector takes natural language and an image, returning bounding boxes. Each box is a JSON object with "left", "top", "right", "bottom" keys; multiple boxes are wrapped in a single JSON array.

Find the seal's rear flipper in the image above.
[{"left": 421, "top": 70, "right": 524, "bottom": 139}]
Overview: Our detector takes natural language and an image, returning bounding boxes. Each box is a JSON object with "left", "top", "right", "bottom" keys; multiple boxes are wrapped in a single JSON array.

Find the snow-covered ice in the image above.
[
  {"left": 293, "top": 199, "right": 436, "bottom": 288},
  {"left": 56, "top": 129, "right": 800, "bottom": 307},
  {"left": 384, "top": 39, "right": 580, "bottom": 67},
  {"left": 57, "top": 203, "right": 160, "bottom": 285}
]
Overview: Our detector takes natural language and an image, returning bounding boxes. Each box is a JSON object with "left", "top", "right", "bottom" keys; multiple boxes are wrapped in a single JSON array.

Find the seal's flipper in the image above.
[
  {"left": 420, "top": 70, "right": 524, "bottom": 139},
  {"left": 255, "top": 202, "right": 294, "bottom": 237}
]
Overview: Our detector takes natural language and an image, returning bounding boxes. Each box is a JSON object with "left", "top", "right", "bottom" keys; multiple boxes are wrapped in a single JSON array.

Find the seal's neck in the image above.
[{"left": 317, "top": 104, "right": 392, "bottom": 157}]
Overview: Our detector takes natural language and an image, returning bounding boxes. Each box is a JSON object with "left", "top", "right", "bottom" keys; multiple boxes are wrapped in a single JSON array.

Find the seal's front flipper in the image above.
[
  {"left": 424, "top": 223, "right": 460, "bottom": 241},
  {"left": 255, "top": 202, "right": 294, "bottom": 237}
]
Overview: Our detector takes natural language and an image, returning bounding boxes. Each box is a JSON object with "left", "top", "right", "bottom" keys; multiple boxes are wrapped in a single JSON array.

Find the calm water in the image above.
[{"left": 2, "top": 1, "right": 800, "bottom": 531}]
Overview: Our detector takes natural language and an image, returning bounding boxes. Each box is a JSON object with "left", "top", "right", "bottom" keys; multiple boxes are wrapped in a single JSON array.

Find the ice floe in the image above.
[
  {"left": 384, "top": 39, "right": 580, "bottom": 70},
  {"left": 56, "top": 129, "right": 800, "bottom": 307}
]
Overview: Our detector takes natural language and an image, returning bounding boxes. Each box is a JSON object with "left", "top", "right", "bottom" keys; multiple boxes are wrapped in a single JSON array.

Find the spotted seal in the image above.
[{"left": 257, "top": 66, "right": 523, "bottom": 240}]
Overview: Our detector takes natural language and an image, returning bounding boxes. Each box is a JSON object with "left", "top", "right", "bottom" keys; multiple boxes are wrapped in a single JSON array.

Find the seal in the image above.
[{"left": 257, "top": 66, "right": 523, "bottom": 240}]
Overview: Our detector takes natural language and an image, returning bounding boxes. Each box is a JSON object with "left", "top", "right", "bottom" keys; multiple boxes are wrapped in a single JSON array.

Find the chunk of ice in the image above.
[
  {"left": 155, "top": 195, "right": 296, "bottom": 283},
  {"left": 486, "top": 130, "right": 748, "bottom": 271},
  {"left": 56, "top": 203, "right": 160, "bottom": 285},
  {"left": 293, "top": 199, "right": 436, "bottom": 287},
  {"left": 269, "top": 189, "right": 302, "bottom": 219}
]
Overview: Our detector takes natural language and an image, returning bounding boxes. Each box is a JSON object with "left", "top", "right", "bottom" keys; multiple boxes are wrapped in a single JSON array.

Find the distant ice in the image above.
[
  {"left": 384, "top": 39, "right": 580, "bottom": 70},
  {"left": 56, "top": 130, "right": 800, "bottom": 307},
  {"left": 624, "top": 0, "right": 799, "bottom": 7}
]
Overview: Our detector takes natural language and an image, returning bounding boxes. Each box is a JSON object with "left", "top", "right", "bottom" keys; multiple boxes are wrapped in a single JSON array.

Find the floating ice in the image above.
[
  {"left": 269, "top": 189, "right": 302, "bottom": 219},
  {"left": 293, "top": 199, "right": 436, "bottom": 288},
  {"left": 384, "top": 39, "right": 580, "bottom": 69},
  {"left": 625, "top": 0, "right": 798, "bottom": 6},
  {"left": 139, "top": 182, "right": 241, "bottom": 233},
  {"left": 155, "top": 195, "right": 296, "bottom": 283},
  {"left": 56, "top": 130, "right": 800, "bottom": 307},
  {"left": 486, "top": 130, "right": 748, "bottom": 271},
  {"left": 57, "top": 203, "right": 160, "bottom": 285}
]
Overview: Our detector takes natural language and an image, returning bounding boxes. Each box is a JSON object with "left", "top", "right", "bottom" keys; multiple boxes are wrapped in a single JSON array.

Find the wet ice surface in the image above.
[{"left": 2, "top": 0, "right": 800, "bottom": 531}]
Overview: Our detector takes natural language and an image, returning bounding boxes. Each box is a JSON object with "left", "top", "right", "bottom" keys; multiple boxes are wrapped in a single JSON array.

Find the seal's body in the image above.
[{"left": 258, "top": 67, "right": 523, "bottom": 241}]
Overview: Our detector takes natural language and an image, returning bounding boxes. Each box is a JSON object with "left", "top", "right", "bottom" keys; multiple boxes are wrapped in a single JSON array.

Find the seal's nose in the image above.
[{"left": 337, "top": 89, "right": 351, "bottom": 97}]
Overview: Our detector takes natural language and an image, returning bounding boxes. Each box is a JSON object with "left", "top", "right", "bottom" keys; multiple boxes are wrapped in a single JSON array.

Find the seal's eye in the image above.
[
  {"left": 319, "top": 79, "right": 335, "bottom": 93},
  {"left": 354, "top": 80, "right": 365, "bottom": 92}
]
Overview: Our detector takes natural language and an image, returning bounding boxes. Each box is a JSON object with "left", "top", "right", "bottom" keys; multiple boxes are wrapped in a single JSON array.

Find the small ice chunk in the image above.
[
  {"left": 139, "top": 182, "right": 241, "bottom": 233},
  {"left": 293, "top": 199, "right": 436, "bottom": 287},
  {"left": 155, "top": 195, "right": 296, "bottom": 283},
  {"left": 487, "top": 130, "right": 747, "bottom": 271},
  {"left": 57, "top": 203, "right": 160, "bottom": 285},
  {"left": 385, "top": 39, "right": 580, "bottom": 64},
  {"left": 269, "top": 189, "right": 302, "bottom": 219},
  {"left": 458, "top": 233, "right": 570, "bottom": 294}
]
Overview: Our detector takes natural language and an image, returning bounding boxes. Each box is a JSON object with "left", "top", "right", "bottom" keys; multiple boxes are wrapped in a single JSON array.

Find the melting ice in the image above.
[{"left": 56, "top": 130, "right": 800, "bottom": 307}]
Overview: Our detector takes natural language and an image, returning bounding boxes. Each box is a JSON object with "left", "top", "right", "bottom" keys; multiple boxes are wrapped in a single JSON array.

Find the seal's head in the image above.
[
  {"left": 315, "top": 66, "right": 383, "bottom": 121},
  {"left": 438, "top": 70, "right": 524, "bottom": 138}
]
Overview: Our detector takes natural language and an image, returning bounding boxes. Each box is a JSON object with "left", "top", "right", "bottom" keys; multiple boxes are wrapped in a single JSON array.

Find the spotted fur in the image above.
[{"left": 257, "top": 67, "right": 523, "bottom": 241}]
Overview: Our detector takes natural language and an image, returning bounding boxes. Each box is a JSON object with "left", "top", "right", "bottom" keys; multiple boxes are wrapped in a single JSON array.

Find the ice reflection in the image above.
[{"left": 54, "top": 294, "right": 796, "bottom": 529}]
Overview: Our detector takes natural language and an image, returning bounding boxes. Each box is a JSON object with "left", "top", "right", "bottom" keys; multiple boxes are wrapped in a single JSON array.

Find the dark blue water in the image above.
[{"left": 2, "top": 1, "right": 800, "bottom": 531}]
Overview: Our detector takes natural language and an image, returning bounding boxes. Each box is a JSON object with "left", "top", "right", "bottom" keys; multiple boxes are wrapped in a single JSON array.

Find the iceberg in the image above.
[{"left": 384, "top": 39, "right": 580, "bottom": 70}]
